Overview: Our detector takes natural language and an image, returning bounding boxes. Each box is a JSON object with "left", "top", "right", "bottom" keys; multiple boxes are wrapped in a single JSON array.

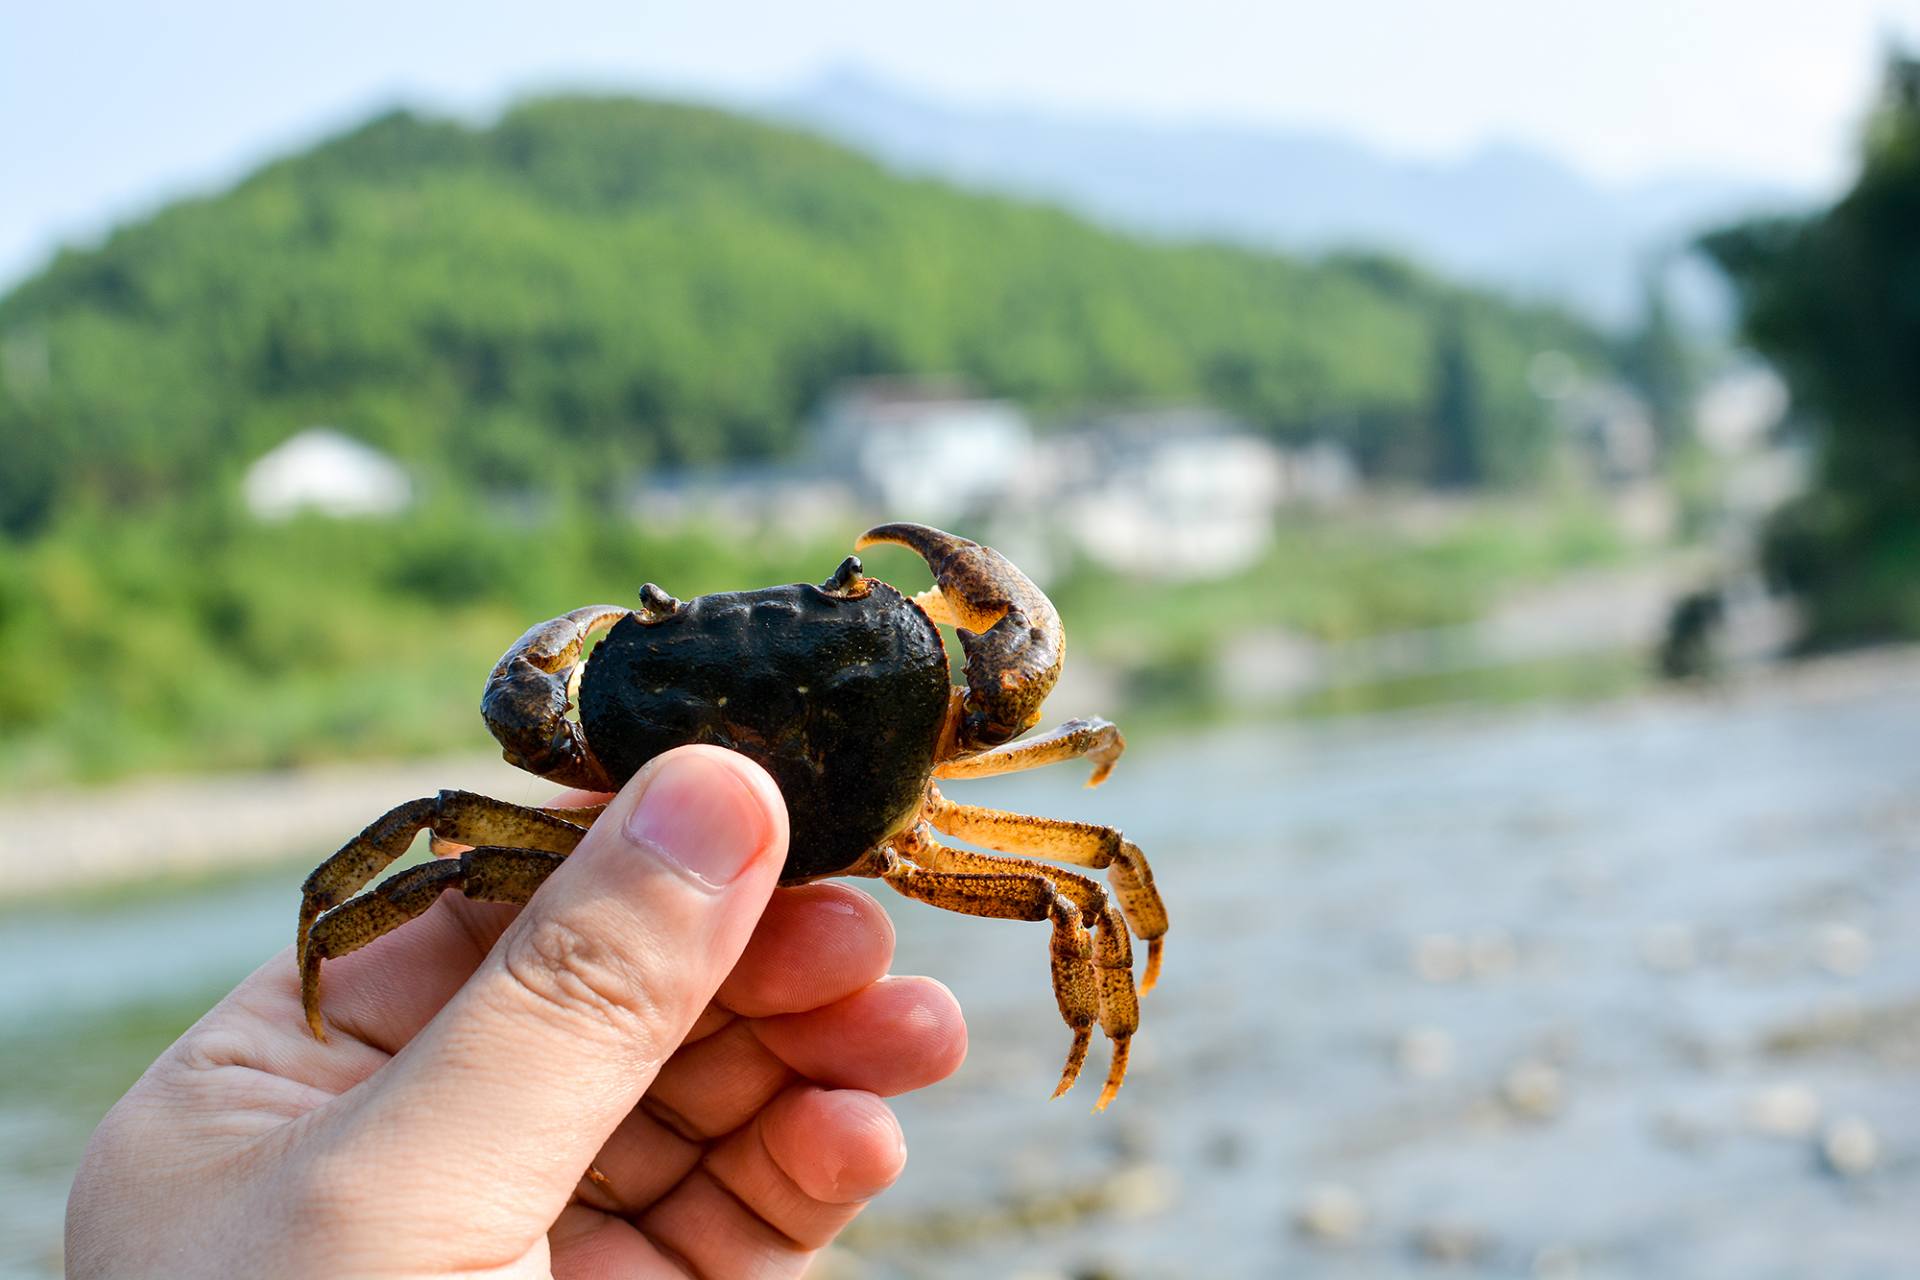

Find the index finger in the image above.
[{"left": 300, "top": 881, "right": 897, "bottom": 1059}]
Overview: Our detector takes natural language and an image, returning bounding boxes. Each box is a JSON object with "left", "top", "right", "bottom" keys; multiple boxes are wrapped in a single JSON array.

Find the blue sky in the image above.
[{"left": 4, "top": 0, "right": 1916, "bottom": 288}]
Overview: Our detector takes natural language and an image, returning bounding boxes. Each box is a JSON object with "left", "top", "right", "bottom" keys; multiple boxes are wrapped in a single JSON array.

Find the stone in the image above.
[
  {"left": 1821, "top": 1116, "right": 1880, "bottom": 1177},
  {"left": 1396, "top": 1026, "right": 1458, "bottom": 1079},
  {"left": 1293, "top": 1183, "right": 1366, "bottom": 1244},
  {"left": 1811, "top": 923, "right": 1871, "bottom": 978},
  {"left": 1743, "top": 1083, "right": 1821, "bottom": 1138},
  {"left": 1413, "top": 1221, "right": 1492, "bottom": 1264},
  {"left": 1413, "top": 933, "right": 1467, "bottom": 983},
  {"left": 1105, "top": 1163, "right": 1175, "bottom": 1218},
  {"left": 1502, "top": 1060, "right": 1565, "bottom": 1121}
]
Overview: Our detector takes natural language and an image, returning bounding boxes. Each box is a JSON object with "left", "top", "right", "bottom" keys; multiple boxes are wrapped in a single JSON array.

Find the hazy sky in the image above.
[{"left": 4, "top": 0, "right": 1916, "bottom": 287}]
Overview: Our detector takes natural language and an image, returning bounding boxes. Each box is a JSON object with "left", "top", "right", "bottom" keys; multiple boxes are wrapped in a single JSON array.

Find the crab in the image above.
[{"left": 296, "top": 523, "right": 1167, "bottom": 1108}]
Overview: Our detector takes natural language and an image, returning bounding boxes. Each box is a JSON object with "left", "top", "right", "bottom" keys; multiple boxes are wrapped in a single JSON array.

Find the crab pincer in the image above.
[{"left": 854, "top": 522, "right": 1064, "bottom": 750}]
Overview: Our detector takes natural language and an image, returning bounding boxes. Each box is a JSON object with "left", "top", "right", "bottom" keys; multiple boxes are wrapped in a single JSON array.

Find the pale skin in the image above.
[{"left": 65, "top": 747, "right": 969, "bottom": 1279}]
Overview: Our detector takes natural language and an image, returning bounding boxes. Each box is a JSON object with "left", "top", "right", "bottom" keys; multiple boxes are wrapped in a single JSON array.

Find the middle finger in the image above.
[{"left": 581, "top": 976, "right": 966, "bottom": 1213}]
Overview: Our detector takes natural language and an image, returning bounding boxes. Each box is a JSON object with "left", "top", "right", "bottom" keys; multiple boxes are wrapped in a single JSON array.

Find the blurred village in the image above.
[{"left": 241, "top": 353, "right": 1805, "bottom": 709}]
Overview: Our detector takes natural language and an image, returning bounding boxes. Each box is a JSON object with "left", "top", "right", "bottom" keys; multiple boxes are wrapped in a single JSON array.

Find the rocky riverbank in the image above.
[{"left": 3, "top": 648, "right": 1918, "bottom": 1278}]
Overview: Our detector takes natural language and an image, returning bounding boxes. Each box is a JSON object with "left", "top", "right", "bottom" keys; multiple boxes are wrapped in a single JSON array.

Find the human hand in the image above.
[{"left": 66, "top": 746, "right": 967, "bottom": 1278}]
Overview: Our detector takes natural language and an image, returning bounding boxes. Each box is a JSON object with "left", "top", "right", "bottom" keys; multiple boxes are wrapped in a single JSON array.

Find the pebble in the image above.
[
  {"left": 1821, "top": 1115, "right": 1880, "bottom": 1177},
  {"left": 1293, "top": 1183, "right": 1367, "bottom": 1244},
  {"left": 1638, "top": 923, "right": 1699, "bottom": 974},
  {"left": 1395, "top": 1026, "right": 1458, "bottom": 1079},
  {"left": 1762, "top": 997, "right": 1868, "bottom": 1056},
  {"left": 1103, "top": 1163, "right": 1175, "bottom": 1218},
  {"left": 1413, "top": 933, "right": 1467, "bottom": 983},
  {"left": 1811, "top": 923, "right": 1871, "bottom": 977},
  {"left": 1413, "top": 1221, "right": 1491, "bottom": 1264},
  {"left": 1502, "top": 1060, "right": 1565, "bottom": 1121},
  {"left": 1743, "top": 1083, "right": 1821, "bottom": 1138},
  {"left": 1412, "top": 930, "right": 1520, "bottom": 982}
]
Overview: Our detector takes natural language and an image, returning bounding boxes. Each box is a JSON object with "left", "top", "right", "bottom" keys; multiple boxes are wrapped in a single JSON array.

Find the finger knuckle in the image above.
[{"left": 500, "top": 912, "right": 663, "bottom": 1034}]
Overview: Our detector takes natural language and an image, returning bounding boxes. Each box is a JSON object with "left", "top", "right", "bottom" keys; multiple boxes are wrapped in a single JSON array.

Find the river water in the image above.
[{"left": 4, "top": 659, "right": 1918, "bottom": 1278}]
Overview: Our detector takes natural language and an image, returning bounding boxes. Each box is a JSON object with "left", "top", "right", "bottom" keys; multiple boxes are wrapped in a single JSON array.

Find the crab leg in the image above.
[
  {"left": 923, "top": 787, "right": 1169, "bottom": 993},
  {"left": 482, "top": 604, "right": 632, "bottom": 790},
  {"left": 854, "top": 524, "right": 1062, "bottom": 750},
  {"left": 300, "top": 846, "right": 566, "bottom": 1040},
  {"left": 935, "top": 717, "right": 1127, "bottom": 788},
  {"left": 297, "top": 792, "right": 593, "bottom": 971},
  {"left": 899, "top": 831, "right": 1138, "bottom": 1109},
  {"left": 871, "top": 832, "right": 1119, "bottom": 1106}
]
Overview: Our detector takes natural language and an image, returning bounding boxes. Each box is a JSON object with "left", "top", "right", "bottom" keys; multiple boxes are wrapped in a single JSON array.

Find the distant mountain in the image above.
[{"left": 764, "top": 69, "right": 1810, "bottom": 327}]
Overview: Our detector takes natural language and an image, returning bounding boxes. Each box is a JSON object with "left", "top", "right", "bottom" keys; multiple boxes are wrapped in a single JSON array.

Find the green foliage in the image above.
[
  {"left": 0, "top": 504, "right": 847, "bottom": 786},
  {"left": 0, "top": 95, "right": 1599, "bottom": 535},
  {"left": 1703, "top": 55, "right": 1920, "bottom": 646},
  {"left": 1428, "top": 313, "right": 1485, "bottom": 488},
  {"left": 1290, "top": 651, "right": 1644, "bottom": 719},
  {"left": 1122, "top": 635, "right": 1224, "bottom": 716},
  {"left": 0, "top": 498, "right": 1628, "bottom": 789}
]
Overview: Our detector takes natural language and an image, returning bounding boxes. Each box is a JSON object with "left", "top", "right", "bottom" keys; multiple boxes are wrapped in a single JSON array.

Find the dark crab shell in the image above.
[{"left": 577, "top": 578, "right": 952, "bottom": 882}]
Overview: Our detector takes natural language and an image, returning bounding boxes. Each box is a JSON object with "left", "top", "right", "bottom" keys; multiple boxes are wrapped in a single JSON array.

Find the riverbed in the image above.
[{"left": 5, "top": 656, "right": 1918, "bottom": 1278}]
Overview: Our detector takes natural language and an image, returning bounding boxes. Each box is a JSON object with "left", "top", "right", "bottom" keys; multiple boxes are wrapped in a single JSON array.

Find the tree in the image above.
[
  {"left": 1428, "top": 314, "right": 1485, "bottom": 488},
  {"left": 1703, "top": 53, "right": 1920, "bottom": 645}
]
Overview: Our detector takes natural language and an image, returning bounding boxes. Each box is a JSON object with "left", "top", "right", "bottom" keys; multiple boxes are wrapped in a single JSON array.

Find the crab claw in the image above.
[
  {"left": 480, "top": 604, "right": 628, "bottom": 791},
  {"left": 855, "top": 522, "right": 1063, "bottom": 750}
]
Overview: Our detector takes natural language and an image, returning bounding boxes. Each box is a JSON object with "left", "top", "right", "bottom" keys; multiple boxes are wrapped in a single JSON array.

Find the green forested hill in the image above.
[
  {"left": 0, "top": 95, "right": 1600, "bottom": 534},
  {"left": 0, "top": 95, "right": 1626, "bottom": 786}
]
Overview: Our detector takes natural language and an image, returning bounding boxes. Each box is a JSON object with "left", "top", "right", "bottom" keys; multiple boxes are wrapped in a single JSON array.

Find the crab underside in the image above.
[{"left": 295, "top": 523, "right": 1167, "bottom": 1110}]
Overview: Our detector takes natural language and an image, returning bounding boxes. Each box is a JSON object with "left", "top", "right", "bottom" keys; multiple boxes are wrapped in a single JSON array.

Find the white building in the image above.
[
  {"left": 243, "top": 428, "right": 412, "bottom": 520},
  {"left": 623, "top": 386, "right": 1357, "bottom": 582},
  {"left": 631, "top": 464, "right": 856, "bottom": 536},
  {"left": 1048, "top": 408, "right": 1298, "bottom": 580},
  {"left": 813, "top": 379, "right": 1035, "bottom": 523}
]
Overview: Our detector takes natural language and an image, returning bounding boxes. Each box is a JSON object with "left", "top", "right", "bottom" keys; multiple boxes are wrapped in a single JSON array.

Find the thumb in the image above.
[{"left": 335, "top": 744, "right": 788, "bottom": 1210}]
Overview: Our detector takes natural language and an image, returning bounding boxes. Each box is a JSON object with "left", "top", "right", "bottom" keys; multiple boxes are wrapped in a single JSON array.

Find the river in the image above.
[{"left": 4, "top": 656, "right": 1918, "bottom": 1278}]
